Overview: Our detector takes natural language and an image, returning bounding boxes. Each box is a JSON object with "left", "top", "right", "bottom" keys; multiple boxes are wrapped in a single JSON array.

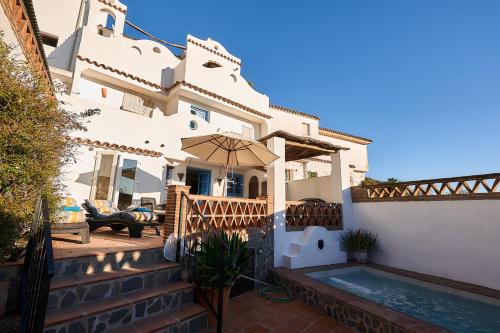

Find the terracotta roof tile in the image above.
[
  {"left": 319, "top": 127, "right": 372, "bottom": 144},
  {"left": 97, "top": 0, "right": 127, "bottom": 13},
  {"left": 77, "top": 55, "right": 166, "bottom": 90},
  {"left": 68, "top": 136, "right": 162, "bottom": 157},
  {"left": 177, "top": 81, "right": 271, "bottom": 119},
  {"left": 76, "top": 55, "right": 271, "bottom": 119},
  {"left": 187, "top": 39, "right": 241, "bottom": 65},
  {"left": 269, "top": 104, "right": 320, "bottom": 120}
]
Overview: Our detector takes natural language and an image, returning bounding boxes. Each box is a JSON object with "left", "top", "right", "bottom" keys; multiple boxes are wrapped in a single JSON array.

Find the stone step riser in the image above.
[
  {"left": 47, "top": 267, "right": 182, "bottom": 312},
  {"left": 44, "top": 288, "right": 194, "bottom": 333},
  {"left": 146, "top": 313, "right": 207, "bottom": 333},
  {"left": 53, "top": 248, "right": 165, "bottom": 278}
]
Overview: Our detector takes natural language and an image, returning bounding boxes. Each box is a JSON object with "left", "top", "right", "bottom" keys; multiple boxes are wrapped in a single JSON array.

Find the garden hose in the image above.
[{"left": 240, "top": 275, "right": 294, "bottom": 303}]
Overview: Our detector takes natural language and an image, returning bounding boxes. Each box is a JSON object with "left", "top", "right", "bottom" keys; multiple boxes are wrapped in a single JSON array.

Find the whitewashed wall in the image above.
[
  {"left": 286, "top": 175, "right": 336, "bottom": 201},
  {"left": 353, "top": 200, "right": 500, "bottom": 290}
]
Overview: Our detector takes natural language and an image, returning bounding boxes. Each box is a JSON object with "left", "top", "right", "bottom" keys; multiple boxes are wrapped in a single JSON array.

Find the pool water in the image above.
[{"left": 311, "top": 268, "right": 500, "bottom": 333}]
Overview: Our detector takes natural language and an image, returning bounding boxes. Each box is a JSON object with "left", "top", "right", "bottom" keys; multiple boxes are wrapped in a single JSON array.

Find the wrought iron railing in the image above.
[
  {"left": 351, "top": 173, "right": 500, "bottom": 202},
  {"left": 176, "top": 192, "right": 227, "bottom": 333},
  {"left": 20, "top": 197, "right": 55, "bottom": 333},
  {"left": 285, "top": 201, "right": 343, "bottom": 231}
]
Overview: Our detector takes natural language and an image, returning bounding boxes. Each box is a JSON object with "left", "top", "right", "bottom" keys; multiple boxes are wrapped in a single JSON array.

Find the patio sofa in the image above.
[
  {"left": 51, "top": 197, "right": 90, "bottom": 244},
  {"left": 82, "top": 199, "right": 160, "bottom": 238}
]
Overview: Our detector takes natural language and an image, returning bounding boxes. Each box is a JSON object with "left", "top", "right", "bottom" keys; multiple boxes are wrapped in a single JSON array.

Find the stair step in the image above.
[
  {"left": 106, "top": 304, "right": 207, "bottom": 333},
  {"left": 53, "top": 247, "right": 166, "bottom": 278},
  {"left": 44, "top": 281, "right": 193, "bottom": 332},
  {"left": 48, "top": 262, "right": 182, "bottom": 311},
  {"left": 50, "top": 262, "right": 180, "bottom": 290}
]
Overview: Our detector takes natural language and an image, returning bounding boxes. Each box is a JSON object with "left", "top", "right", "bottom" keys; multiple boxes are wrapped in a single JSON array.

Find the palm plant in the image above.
[{"left": 195, "top": 231, "right": 251, "bottom": 288}]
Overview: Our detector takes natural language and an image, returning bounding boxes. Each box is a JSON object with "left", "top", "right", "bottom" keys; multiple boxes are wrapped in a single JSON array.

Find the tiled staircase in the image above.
[{"left": 44, "top": 247, "right": 207, "bottom": 333}]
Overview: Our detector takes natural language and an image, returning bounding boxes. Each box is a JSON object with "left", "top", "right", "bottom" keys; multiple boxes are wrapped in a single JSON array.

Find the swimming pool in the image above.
[{"left": 307, "top": 267, "right": 500, "bottom": 333}]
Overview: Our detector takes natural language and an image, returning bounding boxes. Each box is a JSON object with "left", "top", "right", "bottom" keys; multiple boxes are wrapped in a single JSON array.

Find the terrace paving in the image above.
[
  {"left": 205, "top": 290, "right": 354, "bottom": 333},
  {"left": 51, "top": 228, "right": 163, "bottom": 259}
]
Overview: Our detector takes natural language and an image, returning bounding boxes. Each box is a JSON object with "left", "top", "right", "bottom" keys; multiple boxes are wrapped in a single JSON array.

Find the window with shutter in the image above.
[
  {"left": 121, "top": 92, "right": 153, "bottom": 117},
  {"left": 241, "top": 125, "right": 253, "bottom": 139},
  {"left": 301, "top": 123, "right": 311, "bottom": 136},
  {"left": 190, "top": 105, "right": 210, "bottom": 122}
]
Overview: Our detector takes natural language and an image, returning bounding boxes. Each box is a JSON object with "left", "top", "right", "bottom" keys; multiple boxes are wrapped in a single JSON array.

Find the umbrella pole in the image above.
[{"left": 221, "top": 164, "right": 229, "bottom": 197}]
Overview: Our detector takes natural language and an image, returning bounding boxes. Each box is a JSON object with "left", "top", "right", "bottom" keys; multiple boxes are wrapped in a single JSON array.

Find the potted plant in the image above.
[
  {"left": 341, "top": 229, "right": 377, "bottom": 263},
  {"left": 340, "top": 229, "right": 358, "bottom": 261},
  {"left": 194, "top": 231, "right": 251, "bottom": 323}
]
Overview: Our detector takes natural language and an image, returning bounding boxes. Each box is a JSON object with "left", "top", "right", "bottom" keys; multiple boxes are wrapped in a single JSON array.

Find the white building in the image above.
[{"left": 32, "top": 0, "right": 372, "bottom": 210}]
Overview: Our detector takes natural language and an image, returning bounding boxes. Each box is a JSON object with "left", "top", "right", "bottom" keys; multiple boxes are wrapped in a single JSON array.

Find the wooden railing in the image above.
[
  {"left": 285, "top": 201, "right": 342, "bottom": 231},
  {"left": 185, "top": 194, "right": 268, "bottom": 231},
  {"left": 351, "top": 173, "right": 500, "bottom": 202}
]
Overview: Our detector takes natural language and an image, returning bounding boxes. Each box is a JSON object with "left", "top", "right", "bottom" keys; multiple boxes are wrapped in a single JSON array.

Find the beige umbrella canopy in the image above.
[{"left": 181, "top": 132, "right": 279, "bottom": 196}]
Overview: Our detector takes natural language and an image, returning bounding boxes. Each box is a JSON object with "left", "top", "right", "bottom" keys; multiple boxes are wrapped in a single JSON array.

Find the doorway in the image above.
[
  {"left": 248, "top": 176, "right": 259, "bottom": 199},
  {"left": 186, "top": 167, "right": 211, "bottom": 195}
]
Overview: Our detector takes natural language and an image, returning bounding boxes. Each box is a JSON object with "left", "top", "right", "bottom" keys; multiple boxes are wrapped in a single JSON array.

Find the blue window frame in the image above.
[
  {"left": 190, "top": 105, "right": 209, "bottom": 122},
  {"left": 226, "top": 173, "right": 243, "bottom": 197}
]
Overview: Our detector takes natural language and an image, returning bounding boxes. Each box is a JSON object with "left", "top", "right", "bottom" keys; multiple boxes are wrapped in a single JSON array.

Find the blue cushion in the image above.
[
  {"left": 62, "top": 206, "right": 81, "bottom": 212},
  {"left": 134, "top": 207, "right": 152, "bottom": 212}
]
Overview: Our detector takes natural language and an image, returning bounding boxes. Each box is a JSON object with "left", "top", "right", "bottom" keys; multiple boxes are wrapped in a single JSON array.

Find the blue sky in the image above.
[{"left": 123, "top": 0, "right": 500, "bottom": 181}]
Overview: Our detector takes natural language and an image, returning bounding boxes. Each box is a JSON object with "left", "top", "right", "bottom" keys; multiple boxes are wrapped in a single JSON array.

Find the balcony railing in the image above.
[
  {"left": 285, "top": 201, "right": 343, "bottom": 231},
  {"left": 351, "top": 173, "right": 500, "bottom": 202},
  {"left": 185, "top": 195, "right": 268, "bottom": 231}
]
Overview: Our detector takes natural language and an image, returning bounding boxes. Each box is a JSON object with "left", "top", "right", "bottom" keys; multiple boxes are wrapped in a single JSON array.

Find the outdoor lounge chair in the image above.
[
  {"left": 140, "top": 197, "right": 166, "bottom": 223},
  {"left": 82, "top": 199, "right": 160, "bottom": 238},
  {"left": 51, "top": 197, "right": 90, "bottom": 244}
]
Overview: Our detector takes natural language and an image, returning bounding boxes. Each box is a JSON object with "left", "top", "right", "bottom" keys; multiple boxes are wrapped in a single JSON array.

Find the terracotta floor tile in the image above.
[
  {"left": 291, "top": 306, "right": 322, "bottom": 322},
  {"left": 52, "top": 229, "right": 163, "bottom": 259},
  {"left": 284, "top": 317, "right": 311, "bottom": 331},
  {"left": 315, "top": 316, "right": 341, "bottom": 329},
  {"left": 273, "top": 322, "right": 305, "bottom": 333},
  {"left": 254, "top": 314, "right": 283, "bottom": 330},
  {"left": 245, "top": 323, "right": 270, "bottom": 333},
  {"left": 209, "top": 290, "right": 353, "bottom": 333},
  {"left": 303, "top": 322, "right": 334, "bottom": 333},
  {"left": 333, "top": 325, "right": 356, "bottom": 333}
]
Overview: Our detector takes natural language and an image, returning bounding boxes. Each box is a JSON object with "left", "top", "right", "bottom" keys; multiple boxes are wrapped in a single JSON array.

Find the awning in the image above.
[{"left": 259, "top": 130, "right": 349, "bottom": 161}]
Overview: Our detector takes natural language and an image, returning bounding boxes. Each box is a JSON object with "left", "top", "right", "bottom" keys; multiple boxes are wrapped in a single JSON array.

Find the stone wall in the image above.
[
  {"left": 0, "top": 264, "right": 21, "bottom": 315},
  {"left": 247, "top": 224, "right": 274, "bottom": 283}
]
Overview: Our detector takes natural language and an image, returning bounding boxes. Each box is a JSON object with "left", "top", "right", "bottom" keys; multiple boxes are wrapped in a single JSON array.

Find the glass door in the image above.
[
  {"left": 90, "top": 152, "right": 118, "bottom": 201},
  {"left": 117, "top": 159, "right": 137, "bottom": 210}
]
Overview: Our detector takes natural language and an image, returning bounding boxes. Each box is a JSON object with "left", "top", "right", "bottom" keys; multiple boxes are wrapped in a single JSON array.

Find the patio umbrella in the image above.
[{"left": 181, "top": 132, "right": 279, "bottom": 196}]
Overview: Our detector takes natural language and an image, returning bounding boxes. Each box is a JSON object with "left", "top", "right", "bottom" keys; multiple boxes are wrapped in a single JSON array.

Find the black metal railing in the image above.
[
  {"left": 176, "top": 191, "right": 227, "bottom": 333},
  {"left": 20, "top": 197, "right": 55, "bottom": 333}
]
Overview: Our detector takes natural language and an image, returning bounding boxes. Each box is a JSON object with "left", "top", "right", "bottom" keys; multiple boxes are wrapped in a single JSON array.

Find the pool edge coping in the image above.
[{"left": 271, "top": 264, "right": 453, "bottom": 333}]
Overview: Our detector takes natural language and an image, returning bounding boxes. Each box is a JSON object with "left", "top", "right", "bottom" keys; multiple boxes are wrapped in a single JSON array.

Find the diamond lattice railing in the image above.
[
  {"left": 351, "top": 173, "right": 500, "bottom": 202},
  {"left": 185, "top": 195, "right": 268, "bottom": 231},
  {"left": 285, "top": 201, "right": 342, "bottom": 231}
]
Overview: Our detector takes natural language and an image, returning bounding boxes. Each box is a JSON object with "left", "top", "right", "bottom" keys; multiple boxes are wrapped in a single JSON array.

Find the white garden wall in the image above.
[{"left": 352, "top": 200, "right": 500, "bottom": 290}]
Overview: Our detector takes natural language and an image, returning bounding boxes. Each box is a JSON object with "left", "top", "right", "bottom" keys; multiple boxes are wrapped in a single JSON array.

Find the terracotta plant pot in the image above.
[{"left": 194, "top": 284, "right": 231, "bottom": 325}]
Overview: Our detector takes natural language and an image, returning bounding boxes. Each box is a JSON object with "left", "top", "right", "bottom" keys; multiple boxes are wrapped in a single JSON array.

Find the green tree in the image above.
[{"left": 0, "top": 34, "right": 98, "bottom": 261}]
